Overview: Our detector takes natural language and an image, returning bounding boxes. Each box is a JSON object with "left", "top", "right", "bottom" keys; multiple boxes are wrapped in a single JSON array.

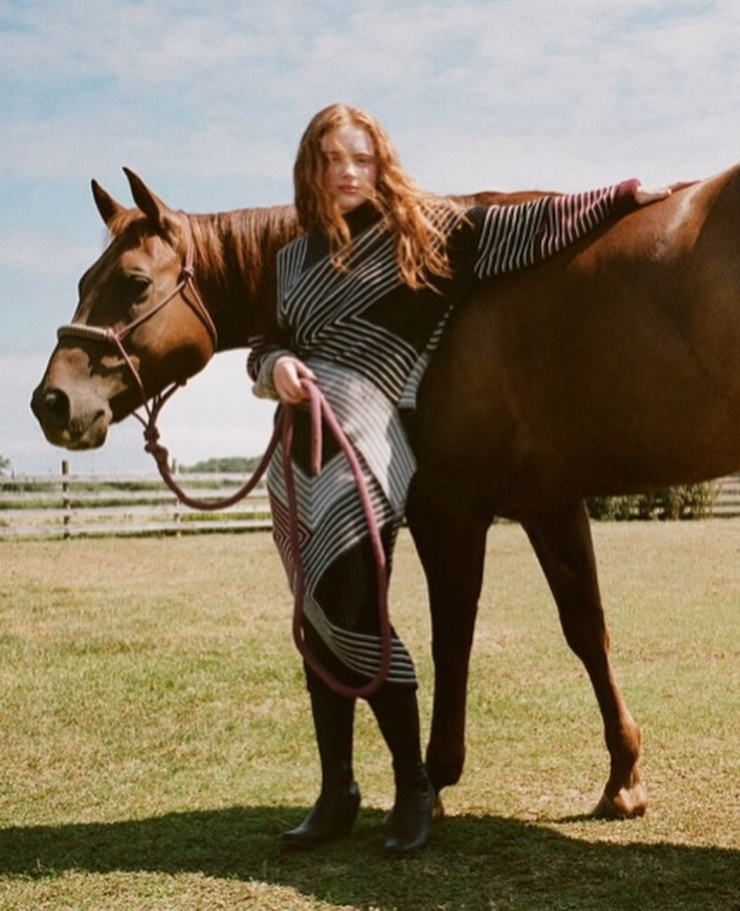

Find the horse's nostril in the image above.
[{"left": 32, "top": 386, "right": 71, "bottom": 429}]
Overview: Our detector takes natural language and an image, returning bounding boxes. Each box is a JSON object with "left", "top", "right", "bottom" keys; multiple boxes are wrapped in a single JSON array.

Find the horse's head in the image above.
[{"left": 31, "top": 169, "right": 218, "bottom": 450}]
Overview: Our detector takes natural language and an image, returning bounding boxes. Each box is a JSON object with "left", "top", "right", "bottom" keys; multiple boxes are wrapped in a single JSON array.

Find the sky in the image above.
[{"left": 2, "top": 0, "right": 740, "bottom": 475}]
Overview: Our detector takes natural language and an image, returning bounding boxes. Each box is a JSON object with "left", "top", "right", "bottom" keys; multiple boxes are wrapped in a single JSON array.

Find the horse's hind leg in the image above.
[{"left": 523, "top": 500, "right": 648, "bottom": 819}]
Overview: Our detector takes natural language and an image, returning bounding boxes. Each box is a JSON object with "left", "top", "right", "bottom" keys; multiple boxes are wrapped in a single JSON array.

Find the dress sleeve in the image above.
[
  {"left": 246, "top": 246, "right": 295, "bottom": 400},
  {"left": 473, "top": 180, "right": 640, "bottom": 279},
  {"left": 246, "top": 338, "right": 293, "bottom": 400}
]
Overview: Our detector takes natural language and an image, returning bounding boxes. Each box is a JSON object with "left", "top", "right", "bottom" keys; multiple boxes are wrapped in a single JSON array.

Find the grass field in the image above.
[{"left": 1, "top": 520, "right": 738, "bottom": 910}]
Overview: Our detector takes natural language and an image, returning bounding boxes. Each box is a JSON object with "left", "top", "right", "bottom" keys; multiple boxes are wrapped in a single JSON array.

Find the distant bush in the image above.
[
  {"left": 587, "top": 493, "right": 642, "bottom": 522},
  {"left": 588, "top": 481, "right": 718, "bottom": 521},
  {"left": 180, "top": 456, "right": 261, "bottom": 473}
]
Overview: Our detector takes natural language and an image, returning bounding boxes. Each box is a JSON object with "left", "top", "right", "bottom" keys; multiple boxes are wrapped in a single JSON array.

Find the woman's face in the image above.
[{"left": 320, "top": 124, "right": 378, "bottom": 214}]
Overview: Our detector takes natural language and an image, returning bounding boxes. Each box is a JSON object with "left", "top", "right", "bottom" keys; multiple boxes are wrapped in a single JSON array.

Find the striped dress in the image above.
[{"left": 248, "top": 183, "right": 640, "bottom": 689}]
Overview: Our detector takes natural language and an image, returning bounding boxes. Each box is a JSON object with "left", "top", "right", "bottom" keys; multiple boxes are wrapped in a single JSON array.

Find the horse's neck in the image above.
[{"left": 186, "top": 205, "right": 301, "bottom": 350}]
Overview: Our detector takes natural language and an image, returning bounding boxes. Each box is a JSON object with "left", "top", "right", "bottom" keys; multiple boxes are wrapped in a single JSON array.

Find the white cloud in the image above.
[
  {"left": 3, "top": 0, "right": 740, "bottom": 471},
  {"left": 0, "top": 232, "right": 101, "bottom": 277},
  {"left": 5, "top": 0, "right": 739, "bottom": 184}
]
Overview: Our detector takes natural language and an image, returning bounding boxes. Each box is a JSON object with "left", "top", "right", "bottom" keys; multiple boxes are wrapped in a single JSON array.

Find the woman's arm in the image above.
[
  {"left": 246, "top": 239, "right": 318, "bottom": 404},
  {"left": 473, "top": 180, "right": 671, "bottom": 279},
  {"left": 246, "top": 336, "right": 292, "bottom": 400}
]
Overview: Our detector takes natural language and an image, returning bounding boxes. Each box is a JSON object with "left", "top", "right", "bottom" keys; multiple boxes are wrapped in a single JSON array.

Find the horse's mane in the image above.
[
  {"left": 106, "top": 203, "right": 302, "bottom": 339},
  {"left": 187, "top": 205, "right": 301, "bottom": 308}
]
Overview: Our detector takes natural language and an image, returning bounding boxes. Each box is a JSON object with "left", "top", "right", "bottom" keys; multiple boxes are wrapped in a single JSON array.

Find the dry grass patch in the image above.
[{"left": 1, "top": 521, "right": 738, "bottom": 909}]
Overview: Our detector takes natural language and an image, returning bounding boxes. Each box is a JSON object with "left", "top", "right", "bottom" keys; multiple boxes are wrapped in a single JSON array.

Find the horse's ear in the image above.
[
  {"left": 91, "top": 180, "right": 126, "bottom": 227},
  {"left": 123, "top": 167, "right": 173, "bottom": 230}
]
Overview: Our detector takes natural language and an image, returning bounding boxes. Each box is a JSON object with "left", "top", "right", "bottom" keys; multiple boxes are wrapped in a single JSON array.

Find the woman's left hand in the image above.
[{"left": 635, "top": 184, "right": 673, "bottom": 205}]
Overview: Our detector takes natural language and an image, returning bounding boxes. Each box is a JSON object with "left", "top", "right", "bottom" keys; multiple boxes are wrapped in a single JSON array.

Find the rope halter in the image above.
[{"left": 56, "top": 245, "right": 218, "bottom": 454}]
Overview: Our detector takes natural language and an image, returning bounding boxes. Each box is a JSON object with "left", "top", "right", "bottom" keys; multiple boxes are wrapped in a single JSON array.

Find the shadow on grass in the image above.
[{"left": 0, "top": 806, "right": 737, "bottom": 911}]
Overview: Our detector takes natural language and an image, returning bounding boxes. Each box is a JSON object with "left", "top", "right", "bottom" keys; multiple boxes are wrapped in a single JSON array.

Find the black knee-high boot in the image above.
[
  {"left": 369, "top": 683, "right": 435, "bottom": 855},
  {"left": 282, "top": 673, "right": 360, "bottom": 849}
]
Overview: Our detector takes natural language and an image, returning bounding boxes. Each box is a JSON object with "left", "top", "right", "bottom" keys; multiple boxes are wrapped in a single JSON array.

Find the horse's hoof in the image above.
[
  {"left": 593, "top": 785, "right": 648, "bottom": 819},
  {"left": 432, "top": 793, "right": 445, "bottom": 820}
]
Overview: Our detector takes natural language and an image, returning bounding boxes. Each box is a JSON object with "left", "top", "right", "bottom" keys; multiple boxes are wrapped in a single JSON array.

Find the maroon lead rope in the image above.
[
  {"left": 282, "top": 380, "right": 392, "bottom": 699},
  {"left": 145, "top": 380, "right": 392, "bottom": 699},
  {"left": 142, "top": 397, "right": 281, "bottom": 511}
]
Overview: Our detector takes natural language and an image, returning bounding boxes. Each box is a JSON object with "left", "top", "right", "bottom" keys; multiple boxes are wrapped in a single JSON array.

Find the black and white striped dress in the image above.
[{"left": 248, "top": 183, "right": 639, "bottom": 689}]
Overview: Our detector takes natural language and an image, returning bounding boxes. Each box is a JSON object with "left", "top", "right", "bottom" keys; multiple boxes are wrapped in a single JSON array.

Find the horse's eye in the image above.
[{"left": 127, "top": 274, "right": 151, "bottom": 301}]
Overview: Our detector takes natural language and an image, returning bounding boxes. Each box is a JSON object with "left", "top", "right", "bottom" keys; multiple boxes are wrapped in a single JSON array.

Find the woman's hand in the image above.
[
  {"left": 635, "top": 183, "right": 673, "bottom": 205},
  {"left": 272, "top": 355, "right": 316, "bottom": 404}
]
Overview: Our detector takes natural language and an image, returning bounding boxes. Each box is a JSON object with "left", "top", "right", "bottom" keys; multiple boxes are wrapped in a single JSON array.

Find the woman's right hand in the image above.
[{"left": 272, "top": 355, "right": 317, "bottom": 404}]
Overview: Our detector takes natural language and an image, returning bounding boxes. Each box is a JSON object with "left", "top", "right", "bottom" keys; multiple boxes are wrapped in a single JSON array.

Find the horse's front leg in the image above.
[
  {"left": 523, "top": 500, "right": 647, "bottom": 818},
  {"left": 406, "top": 469, "right": 490, "bottom": 815}
]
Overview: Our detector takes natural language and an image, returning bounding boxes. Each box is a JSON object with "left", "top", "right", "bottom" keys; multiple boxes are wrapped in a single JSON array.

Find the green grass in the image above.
[{"left": 1, "top": 522, "right": 738, "bottom": 910}]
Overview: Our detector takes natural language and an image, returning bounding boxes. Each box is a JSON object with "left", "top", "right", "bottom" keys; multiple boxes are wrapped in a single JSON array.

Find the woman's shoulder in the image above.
[
  {"left": 277, "top": 234, "right": 308, "bottom": 269},
  {"left": 278, "top": 233, "right": 307, "bottom": 256}
]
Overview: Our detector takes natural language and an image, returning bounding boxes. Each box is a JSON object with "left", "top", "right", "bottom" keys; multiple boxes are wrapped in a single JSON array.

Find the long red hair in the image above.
[{"left": 293, "top": 103, "right": 462, "bottom": 290}]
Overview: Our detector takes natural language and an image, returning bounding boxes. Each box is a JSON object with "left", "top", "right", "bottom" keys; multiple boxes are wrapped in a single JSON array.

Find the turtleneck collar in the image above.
[
  {"left": 304, "top": 202, "right": 384, "bottom": 268},
  {"left": 343, "top": 201, "right": 383, "bottom": 238}
]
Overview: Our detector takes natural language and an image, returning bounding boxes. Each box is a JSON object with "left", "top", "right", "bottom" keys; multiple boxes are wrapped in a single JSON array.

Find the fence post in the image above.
[
  {"left": 62, "top": 460, "right": 71, "bottom": 539},
  {"left": 173, "top": 460, "right": 182, "bottom": 536}
]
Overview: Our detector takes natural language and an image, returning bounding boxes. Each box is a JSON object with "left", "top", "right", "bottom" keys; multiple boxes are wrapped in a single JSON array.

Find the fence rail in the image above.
[
  {"left": 710, "top": 474, "right": 740, "bottom": 517},
  {"left": 1, "top": 466, "right": 271, "bottom": 539},
  {"left": 2, "top": 468, "right": 740, "bottom": 540}
]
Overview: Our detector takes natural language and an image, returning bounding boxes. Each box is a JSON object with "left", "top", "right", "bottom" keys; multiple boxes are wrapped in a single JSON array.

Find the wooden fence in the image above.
[
  {"left": 707, "top": 473, "right": 740, "bottom": 518},
  {"left": 0, "top": 464, "right": 272, "bottom": 539},
  {"left": 2, "top": 467, "right": 740, "bottom": 540}
]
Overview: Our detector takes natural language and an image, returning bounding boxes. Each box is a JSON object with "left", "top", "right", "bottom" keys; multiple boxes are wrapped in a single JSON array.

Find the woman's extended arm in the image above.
[{"left": 472, "top": 180, "right": 671, "bottom": 279}]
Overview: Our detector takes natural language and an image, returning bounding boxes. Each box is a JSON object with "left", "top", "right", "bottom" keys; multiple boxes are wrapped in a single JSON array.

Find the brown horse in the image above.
[{"left": 31, "top": 166, "right": 740, "bottom": 821}]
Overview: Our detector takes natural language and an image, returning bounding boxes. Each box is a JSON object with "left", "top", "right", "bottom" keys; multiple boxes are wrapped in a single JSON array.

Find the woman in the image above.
[{"left": 247, "top": 103, "right": 669, "bottom": 855}]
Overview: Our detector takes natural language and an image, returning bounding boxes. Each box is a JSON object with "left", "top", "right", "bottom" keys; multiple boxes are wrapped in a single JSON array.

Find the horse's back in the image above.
[{"left": 415, "top": 164, "right": 740, "bottom": 518}]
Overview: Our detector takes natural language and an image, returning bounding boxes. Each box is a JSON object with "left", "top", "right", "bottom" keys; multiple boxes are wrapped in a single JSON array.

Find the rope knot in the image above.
[{"left": 143, "top": 426, "right": 170, "bottom": 467}]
